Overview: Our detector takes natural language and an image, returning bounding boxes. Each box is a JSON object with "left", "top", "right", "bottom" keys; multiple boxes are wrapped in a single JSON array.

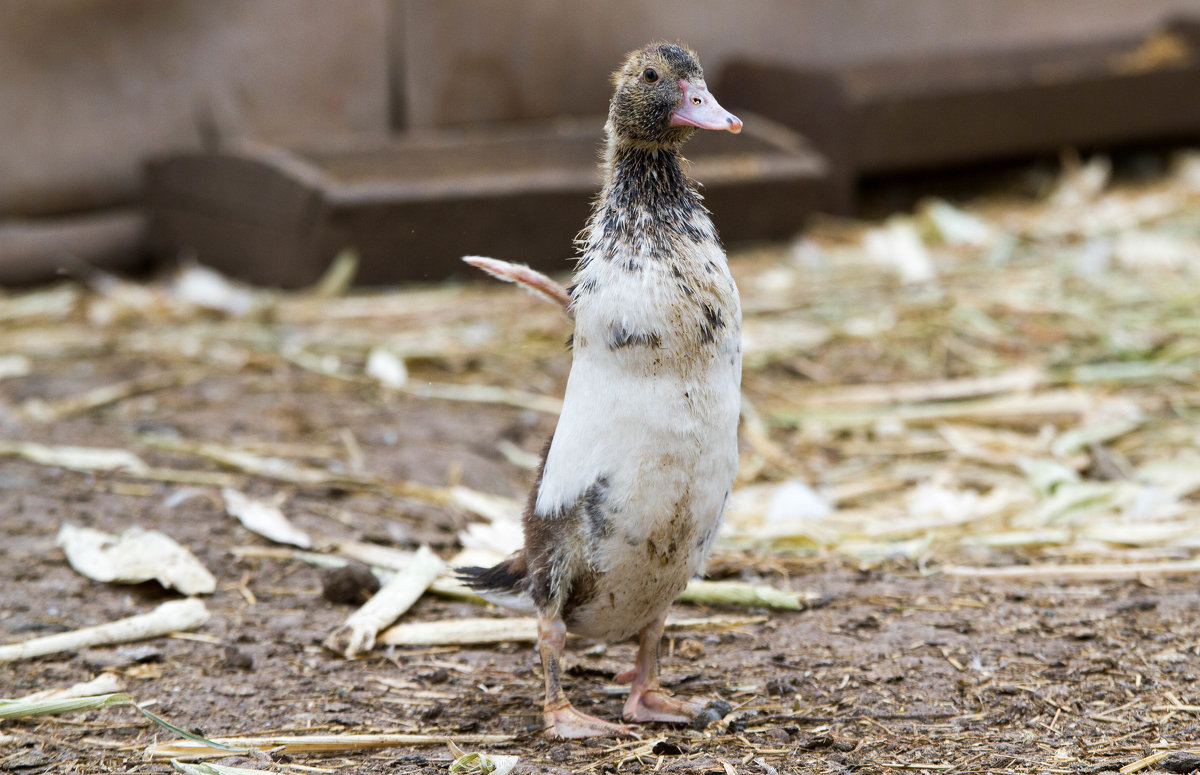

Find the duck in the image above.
[{"left": 460, "top": 41, "right": 743, "bottom": 739}]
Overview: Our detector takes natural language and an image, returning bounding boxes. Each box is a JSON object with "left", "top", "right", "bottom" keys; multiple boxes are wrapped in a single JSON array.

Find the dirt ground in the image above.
[
  {"left": 0, "top": 326, "right": 1197, "bottom": 775},
  {"left": 3, "top": 157, "right": 1200, "bottom": 773}
]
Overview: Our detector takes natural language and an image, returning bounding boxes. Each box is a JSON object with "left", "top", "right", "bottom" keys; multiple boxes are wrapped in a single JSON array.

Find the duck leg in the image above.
[
  {"left": 538, "top": 614, "right": 636, "bottom": 738},
  {"left": 620, "top": 611, "right": 707, "bottom": 723}
]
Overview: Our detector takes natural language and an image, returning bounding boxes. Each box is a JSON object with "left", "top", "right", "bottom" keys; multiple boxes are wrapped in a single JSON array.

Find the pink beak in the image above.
[{"left": 669, "top": 80, "right": 743, "bottom": 134}]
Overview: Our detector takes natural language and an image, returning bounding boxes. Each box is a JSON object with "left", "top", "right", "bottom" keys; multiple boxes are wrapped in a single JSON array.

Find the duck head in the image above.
[{"left": 608, "top": 42, "right": 742, "bottom": 149}]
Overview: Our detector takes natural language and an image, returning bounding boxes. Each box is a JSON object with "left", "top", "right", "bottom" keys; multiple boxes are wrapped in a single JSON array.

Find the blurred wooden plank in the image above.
[
  {"left": 719, "top": 18, "right": 1200, "bottom": 186},
  {"left": 147, "top": 115, "right": 834, "bottom": 287}
]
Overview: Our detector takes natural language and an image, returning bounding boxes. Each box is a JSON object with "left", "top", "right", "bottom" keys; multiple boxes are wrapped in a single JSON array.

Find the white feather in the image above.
[{"left": 535, "top": 236, "right": 742, "bottom": 641}]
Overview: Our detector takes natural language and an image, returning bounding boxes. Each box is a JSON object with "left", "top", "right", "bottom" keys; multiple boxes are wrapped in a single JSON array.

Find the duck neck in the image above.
[
  {"left": 601, "top": 134, "right": 688, "bottom": 200},
  {"left": 587, "top": 134, "right": 713, "bottom": 263}
]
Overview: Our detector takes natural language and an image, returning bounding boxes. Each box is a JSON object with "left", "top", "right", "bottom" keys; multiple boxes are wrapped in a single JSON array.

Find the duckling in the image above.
[{"left": 460, "top": 41, "right": 743, "bottom": 739}]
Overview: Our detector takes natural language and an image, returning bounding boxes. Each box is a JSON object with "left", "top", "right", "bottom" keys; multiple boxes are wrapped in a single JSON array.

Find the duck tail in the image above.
[{"left": 457, "top": 552, "right": 537, "bottom": 614}]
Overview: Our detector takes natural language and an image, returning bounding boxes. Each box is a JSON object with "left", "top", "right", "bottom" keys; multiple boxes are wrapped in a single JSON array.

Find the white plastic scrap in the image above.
[
  {"left": 1048, "top": 155, "right": 1111, "bottom": 208},
  {"left": 222, "top": 488, "right": 312, "bottom": 549},
  {"left": 56, "top": 524, "right": 216, "bottom": 595},
  {"left": 1174, "top": 150, "right": 1200, "bottom": 191},
  {"left": 863, "top": 220, "right": 936, "bottom": 283},
  {"left": 924, "top": 199, "right": 994, "bottom": 246},
  {"left": 766, "top": 480, "right": 834, "bottom": 524},
  {"left": 458, "top": 516, "right": 524, "bottom": 556},
  {"left": 1114, "top": 231, "right": 1200, "bottom": 272},
  {"left": 0, "top": 355, "right": 31, "bottom": 381},
  {"left": 172, "top": 263, "right": 264, "bottom": 316},
  {"left": 365, "top": 347, "right": 409, "bottom": 389},
  {"left": 448, "top": 486, "right": 522, "bottom": 524},
  {"left": 721, "top": 481, "right": 837, "bottom": 550}
]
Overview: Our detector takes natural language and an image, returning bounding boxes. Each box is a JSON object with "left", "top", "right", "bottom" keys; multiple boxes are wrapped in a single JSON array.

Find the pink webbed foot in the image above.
[
  {"left": 537, "top": 614, "right": 637, "bottom": 738},
  {"left": 622, "top": 685, "right": 707, "bottom": 724},
  {"left": 618, "top": 611, "right": 714, "bottom": 724},
  {"left": 545, "top": 700, "right": 639, "bottom": 739}
]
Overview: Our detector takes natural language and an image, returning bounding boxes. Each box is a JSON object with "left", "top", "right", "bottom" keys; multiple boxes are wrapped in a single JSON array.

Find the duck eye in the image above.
[{"left": 642, "top": 67, "right": 659, "bottom": 84}]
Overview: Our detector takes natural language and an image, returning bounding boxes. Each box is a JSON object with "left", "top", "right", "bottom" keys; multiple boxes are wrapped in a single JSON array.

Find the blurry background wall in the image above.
[
  {"left": 4, "top": 0, "right": 1200, "bottom": 279},
  {"left": 0, "top": 0, "right": 389, "bottom": 217},
  {"left": 394, "top": 0, "right": 1200, "bottom": 127}
]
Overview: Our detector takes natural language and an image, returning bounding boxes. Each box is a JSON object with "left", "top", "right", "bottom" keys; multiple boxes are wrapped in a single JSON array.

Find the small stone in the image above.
[
  {"left": 1163, "top": 752, "right": 1200, "bottom": 774},
  {"left": 321, "top": 563, "right": 381, "bottom": 604},
  {"left": 116, "top": 645, "right": 164, "bottom": 664},
  {"left": 222, "top": 645, "right": 253, "bottom": 670},
  {"left": 689, "top": 698, "right": 733, "bottom": 730},
  {"left": 676, "top": 638, "right": 704, "bottom": 660},
  {"left": 419, "top": 667, "right": 449, "bottom": 684},
  {"left": 211, "top": 757, "right": 256, "bottom": 769},
  {"left": 765, "top": 727, "right": 792, "bottom": 744},
  {"left": 651, "top": 740, "right": 684, "bottom": 756},
  {"left": 766, "top": 677, "right": 796, "bottom": 696}
]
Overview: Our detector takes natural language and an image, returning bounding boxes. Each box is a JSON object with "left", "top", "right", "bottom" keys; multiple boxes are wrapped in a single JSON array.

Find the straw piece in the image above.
[
  {"left": 171, "top": 760, "right": 276, "bottom": 775},
  {"left": 1120, "top": 751, "right": 1170, "bottom": 774},
  {"left": 0, "top": 692, "right": 132, "bottom": 719},
  {"left": 447, "top": 487, "right": 522, "bottom": 524},
  {"left": 401, "top": 381, "right": 563, "bottom": 415},
  {"left": 136, "top": 468, "right": 239, "bottom": 487},
  {"left": 667, "top": 614, "right": 769, "bottom": 631},
  {"left": 790, "top": 367, "right": 1043, "bottom": 408},
  {"left": 0, "top": 283, "right": 79, "bottom": 322},
  {"left": 380, "top": 617, "right": 538, "bottom": 647},
  {"left": 677, "top": 580, "right": 804, "bottom": 610},
  {"left": 222, "top": 488, "right": 312, "bottom": 549},
  {"left": 0, "top": 440, "right": 149, "bottom": 475},
  {"left": 0, "top": 598, "right": 209, "bottom": 662},
  {"left": 334, "top": 540, "right": 416, "bottom": 570},
  {"left": 379, "top": 614, "right": 767, "bottom": 647},
  {"left": 145, "top": 732, "right": 514, "bottom": 761},
  {"left": 140, "top": 435, "right": 373, "bottom": 489},
  {"left": 943, "top": 558, "right": 1200, "bottom": 580},
  {"left": 770, "top": 389, "right": 1091, "bottom": 431},
  {"left": 17, "top": 673, "right": 124, "bottom": 703},
  {"left": 308, "top": 249, "right": 359, "bottom": 298},
  {"left": 21, "top": 369, "right": 205, "bottom": 422}
]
